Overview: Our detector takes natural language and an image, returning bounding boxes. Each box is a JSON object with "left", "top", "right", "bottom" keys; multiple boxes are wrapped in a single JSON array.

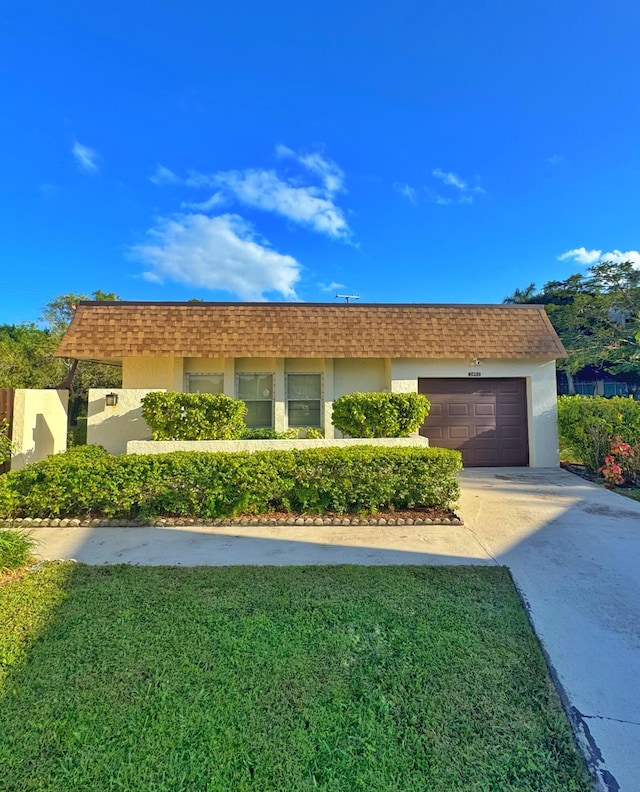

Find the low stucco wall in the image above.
[
  {"left": 88, "top": 389, "right": 164, "bottom": 455},
  {"left": 11, "top": 389, "right": 68, "bottom": 471},
  {"left": 127, "top": 437, "right": 430, "bottom": 455}
]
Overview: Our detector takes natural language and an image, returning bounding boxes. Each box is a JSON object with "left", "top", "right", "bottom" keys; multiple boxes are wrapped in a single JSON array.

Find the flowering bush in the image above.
[{"left": 597, "top": 435, "right": 640, "bottom": 487}]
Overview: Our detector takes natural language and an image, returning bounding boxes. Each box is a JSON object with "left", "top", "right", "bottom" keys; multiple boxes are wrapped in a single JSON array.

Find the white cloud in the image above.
[
  {"left": 72, "top": 141, "right": 99, "bottom": 174},
  {"left": 394, "top": 182, "right": 418, "bottom": 204},
  {"left": 132, "top": 213, "right": 300, "bottom": 300},
  {"left": 558, "top": 247, "right": 640, "bottom": 268},
  {"left": 276, "top": 145, "right": 345, "bottom": 193},
  {"left": 318, "top": 281, "right": 346, "bottom": 293},
  {"left": 150, "top": 165, "right": 180, "bottom": 185},
  {"left": 210, "top": 168, "right": 351, "bottom": 239},
  {"left": 432, "top": 168, "right": 467, "bottom": 191},
  {"left": 181, "top": 192, "right": 226, "bottom": 211},
  {"left": 429, "top": 168, "right": 484, "bottom": 205},
  {"left": 175, "top": 147, "right": 351, "bottom": 240},
  {"left": 548, "top": 154, "right": 565, "bottom": 165},
  {"left": 558, "top": 247, "right": 602, "bottom": 265}
]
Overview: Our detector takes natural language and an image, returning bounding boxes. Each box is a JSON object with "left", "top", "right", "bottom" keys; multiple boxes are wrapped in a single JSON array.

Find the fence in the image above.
[{"left": 0, "top": 388, "right": 15, "bottom": 474}]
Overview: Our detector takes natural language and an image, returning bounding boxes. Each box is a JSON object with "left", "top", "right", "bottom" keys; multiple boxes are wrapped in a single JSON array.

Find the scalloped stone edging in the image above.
[{"left": 1, "top": 514, "right": 463, "bottom": 528}]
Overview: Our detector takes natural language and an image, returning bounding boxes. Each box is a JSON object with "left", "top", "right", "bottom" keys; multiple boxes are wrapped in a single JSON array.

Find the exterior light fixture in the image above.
[
  {"left": 470, "top": 358, "right": 483, "bottom": 367},
  {"left": 105, "top": 392, "right": 119, "bottom": 407}
]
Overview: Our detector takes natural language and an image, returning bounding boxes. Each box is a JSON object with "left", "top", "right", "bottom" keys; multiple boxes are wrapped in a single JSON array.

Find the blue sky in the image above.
[{"left": 2, "top": 0, "right": 640, "bottom": 323}]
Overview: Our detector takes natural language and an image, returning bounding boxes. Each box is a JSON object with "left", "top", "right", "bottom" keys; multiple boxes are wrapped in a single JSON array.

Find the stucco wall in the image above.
[
  {"left": 11, "top": 389, "right": 68, "bottom": 471},
  {"left": 88, "top": 388, "right": 163, "bottom": 455},
  {"left": 128, "top": 436, "right": 430, "bottom": 454},
  {"left": 333, "top": 359, "right": 388, "bottom": 398},
  {"left": 391, "top": 358, "right": 559, "bottom": 467},
  {"left": 122, "top": 358, "right": 182, "bottom": 390}
]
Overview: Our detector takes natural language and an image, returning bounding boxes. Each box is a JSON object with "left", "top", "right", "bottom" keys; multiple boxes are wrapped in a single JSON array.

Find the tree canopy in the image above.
[
  {"left": 0, "top": 290, "right": 123, "bottom": 423},
  {"left": 504, "top": 260, "right": 640, "bottom": 378}
]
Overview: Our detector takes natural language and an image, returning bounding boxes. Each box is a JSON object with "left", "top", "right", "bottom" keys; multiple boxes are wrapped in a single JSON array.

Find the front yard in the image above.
[{"left": 0, "top": 564, "right": 591, "bottom": 791}]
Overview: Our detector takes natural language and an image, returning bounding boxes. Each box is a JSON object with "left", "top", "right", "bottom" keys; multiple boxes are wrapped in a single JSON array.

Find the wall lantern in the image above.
[{"left": 105, "top": 392, "right": 119, "bottom": 407}]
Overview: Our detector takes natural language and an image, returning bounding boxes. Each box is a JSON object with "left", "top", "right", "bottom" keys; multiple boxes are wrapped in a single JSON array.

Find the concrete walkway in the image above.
[{"left": 29, "top": 467, "right": 640, "bottom": 791}]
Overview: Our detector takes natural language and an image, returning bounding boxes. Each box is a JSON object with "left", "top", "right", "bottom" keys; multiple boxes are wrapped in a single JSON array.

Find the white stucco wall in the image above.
[
  {"left": 88, "top": 388, "right": 164, "bottom": 455},
  {"left": 391, "top": 358, "right": 559, "bottom": 467},
  {"left": 11, "top": 389, "right": 68, "bottom": 471}
]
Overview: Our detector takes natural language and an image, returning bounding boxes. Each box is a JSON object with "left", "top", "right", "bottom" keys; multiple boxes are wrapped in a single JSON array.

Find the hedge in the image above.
[
  {"left": 0, "top": 445, "right": 462, "bottom": 519},
  {"left": 558, "top": 395, "right": 640, "bottom": 473},
  {"left": 332, "top": 392, "right": 430, "bottom": 438},
  {"left": 141, "top": 392, "right": 247, "bottom": 440}
]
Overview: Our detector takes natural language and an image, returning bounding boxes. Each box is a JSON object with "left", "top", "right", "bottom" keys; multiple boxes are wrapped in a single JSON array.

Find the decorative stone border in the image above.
[{"left": 2, "top": 514, "right": 463, "bottom": 528}]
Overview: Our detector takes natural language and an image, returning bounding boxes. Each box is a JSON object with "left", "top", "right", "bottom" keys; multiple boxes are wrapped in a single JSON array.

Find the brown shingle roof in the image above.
[{"left": 55, "top": 302, "right": 566, "bottom": 361}]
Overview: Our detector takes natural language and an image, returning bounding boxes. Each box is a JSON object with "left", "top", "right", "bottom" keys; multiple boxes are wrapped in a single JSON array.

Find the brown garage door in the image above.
[{"left": 418, "top": 378, "right": 528, "bottom": 467}]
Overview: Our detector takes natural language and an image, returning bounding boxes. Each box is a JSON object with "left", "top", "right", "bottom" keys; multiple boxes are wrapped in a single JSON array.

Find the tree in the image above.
[
  {"left": 0, "top": 324, "right": 64, "bottom": 388},
  {"left": 504, "top": 260, "right": 640, "bottom": 379},
  {"left": 0, "top": 291, "right": 123, "bottom": 433},
  {"left": 40, "top": 291, "right": 123, "bottom": 424}
]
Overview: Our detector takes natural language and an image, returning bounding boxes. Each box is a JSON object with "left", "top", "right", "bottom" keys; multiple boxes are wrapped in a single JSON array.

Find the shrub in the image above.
[
  {"left": 241, "top": 428, "right": 299, "bottom": 440},
  {"left": 558, "top": 395, "right": 640, "bottom": 473},
  {"left": 302, "top": 427, "right": 324, "bottom": 439},
  {"left": 141, "top": 392, "right": 247, "bottom": 440},
  {"left": 332, "top": 392, "right": 430, "bottom": 438},
  {"left": 0, "top": 446, "right": 462, "bottom": 519},
  {"left": 0, "top": 528, "right": 35, "bottom": 571},
  {"left": 0, "top": 418, "right": 12, "bottom": 467}
]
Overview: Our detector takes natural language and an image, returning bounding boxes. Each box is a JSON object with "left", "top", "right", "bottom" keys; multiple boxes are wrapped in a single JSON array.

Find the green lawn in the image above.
[{"left": 0, "top": 564, "right": 592, "bottom": 792}]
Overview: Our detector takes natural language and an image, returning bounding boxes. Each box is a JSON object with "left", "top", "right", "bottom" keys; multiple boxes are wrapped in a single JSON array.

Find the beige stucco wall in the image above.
[
  {"left": 11, "top": 389, "right": 68, "bottom": 471},
  {"left": 88, "top": 388, "right": 164, "bottom": 455},
  {"left": 122, "top": 358, "right": 183, "bottom": 390},
  {"left": 183, "top": 358, "right": 226, "bottom": 375},
  {"left": 128, "top": 436, "right": 430, "bottom": 454},
  {"left": 115, "top": 356, "right": 560, "bottom": 466},
  {"left": 391, "top": 358, "right": 559, "bottom": 467},
  {"left": 333, "top": 359, "right": 389, "bottom": 398}
]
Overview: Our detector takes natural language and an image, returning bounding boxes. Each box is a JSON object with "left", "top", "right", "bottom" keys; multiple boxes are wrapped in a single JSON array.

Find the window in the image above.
[
  {"left": 187, "top": 373, "right": 224, "bottom": 394},
  {"left": 237, "top": 373, "right": 273, "bottom": 428},
  {"left": 287, "top": 374, "right": 322, "bottom": 428}
]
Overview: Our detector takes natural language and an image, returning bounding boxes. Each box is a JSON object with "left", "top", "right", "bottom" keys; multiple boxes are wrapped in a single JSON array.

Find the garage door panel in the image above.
[
  {"left": 499, "top": 425, "right": 526, "bottom": 440},
  {"left": 418, "top": 378, "right": 528, "bottom": 467},
  {"left": 448, "top": 426, "right": 470, "bottom": 439}
]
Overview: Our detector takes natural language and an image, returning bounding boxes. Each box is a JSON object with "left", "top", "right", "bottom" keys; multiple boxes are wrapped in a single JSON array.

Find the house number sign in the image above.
[{"left": 468, "top": 371, "right": 482, "bottom": 377}]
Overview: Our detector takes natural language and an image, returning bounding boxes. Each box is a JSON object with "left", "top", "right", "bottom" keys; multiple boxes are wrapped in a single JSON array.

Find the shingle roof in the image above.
[{"left": 55, "top": 301, "right": 566, "bottom": 361}]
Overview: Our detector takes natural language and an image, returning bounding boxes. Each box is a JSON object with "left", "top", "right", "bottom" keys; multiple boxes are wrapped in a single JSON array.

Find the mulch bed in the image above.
[
  {"left": 561, "top": 462, "right": 599, "bottom": 483},
  {"left": 1, "top": 507, "right": 462, "bottom": 528}
]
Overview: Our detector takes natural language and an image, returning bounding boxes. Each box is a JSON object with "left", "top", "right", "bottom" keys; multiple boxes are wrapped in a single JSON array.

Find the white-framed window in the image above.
[
  {"left": 287, "top": 373, "right": 322, "bottom": 428},
  {"left": 186, "top": 373, "right": 224, "bottom": 394},
  {"left": 237, "top": 373, "right": 274, "bottom": 428}
]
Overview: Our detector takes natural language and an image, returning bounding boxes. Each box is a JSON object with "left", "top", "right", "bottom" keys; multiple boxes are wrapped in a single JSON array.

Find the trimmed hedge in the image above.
[
  {"left": 558, "top": 395, "right": 640, "bottom": 473},
  {"left": 332, "top": 392, "right": 430, "bottom": 438},
  {"left": 0, "top": 445, "right": 461, "bottom": 519},
  {"left": 141, "top": 392, "right": 247, "bottom": 440}
]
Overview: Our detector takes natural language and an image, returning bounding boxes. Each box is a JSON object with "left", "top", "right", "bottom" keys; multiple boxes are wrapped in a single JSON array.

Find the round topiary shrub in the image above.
[
  {"left": 331, "top": 392, "right": 430, "bottom": 438},
  {"left": 141, "top": 392, "right": 247, "bottom": 440}
]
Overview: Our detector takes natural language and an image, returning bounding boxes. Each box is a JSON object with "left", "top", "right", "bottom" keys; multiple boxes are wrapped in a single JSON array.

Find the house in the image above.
[{"left": 56, "top": 301, "right": 566, "bottom": 467}]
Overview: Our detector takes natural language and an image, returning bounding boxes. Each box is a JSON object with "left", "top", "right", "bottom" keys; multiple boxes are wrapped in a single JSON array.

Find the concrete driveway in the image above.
[{"left": 28, "top": 467, "right": 640, "bottom": 791}]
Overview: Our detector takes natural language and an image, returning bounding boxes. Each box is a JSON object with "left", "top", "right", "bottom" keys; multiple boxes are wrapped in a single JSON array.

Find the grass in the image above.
[
  {"left": 0, "top": 564, "right": 591, "bottom": 792},
  {"left": 0, "top": 528, "right": 35, "bottom": 572}
]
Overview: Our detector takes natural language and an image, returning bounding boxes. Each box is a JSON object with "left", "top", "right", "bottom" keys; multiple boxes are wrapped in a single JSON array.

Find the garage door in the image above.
[{"left": 418, "top": 378, "right": 528, "bottom": 467}]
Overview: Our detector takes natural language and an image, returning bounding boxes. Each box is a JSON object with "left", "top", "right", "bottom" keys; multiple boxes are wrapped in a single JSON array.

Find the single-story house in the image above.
[{"left": 56, "top": 301, "right": 566, "bottom": 467}]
